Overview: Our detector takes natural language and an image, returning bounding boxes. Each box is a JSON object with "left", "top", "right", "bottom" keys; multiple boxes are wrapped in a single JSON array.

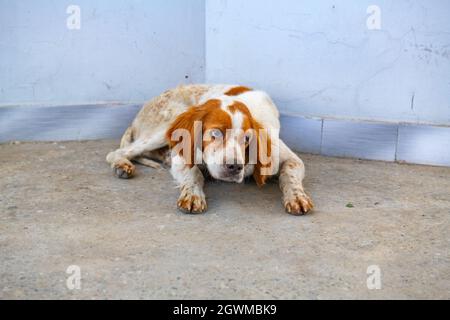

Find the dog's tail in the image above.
[{"left": 120, "top": 127, "right": 134, "bottom": 148}]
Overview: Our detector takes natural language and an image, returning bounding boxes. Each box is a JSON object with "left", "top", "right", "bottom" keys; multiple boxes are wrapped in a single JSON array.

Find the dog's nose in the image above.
[{"left": 226, "top": 164, "right": 243, "bottom": 173}]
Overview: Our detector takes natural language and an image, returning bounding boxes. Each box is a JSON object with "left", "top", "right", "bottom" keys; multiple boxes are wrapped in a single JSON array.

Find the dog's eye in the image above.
[{"left": 210, "top": 129, "right": 223, "bottom": 139}]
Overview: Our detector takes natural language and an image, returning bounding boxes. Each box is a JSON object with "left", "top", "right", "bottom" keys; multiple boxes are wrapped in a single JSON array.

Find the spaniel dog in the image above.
[{"left": 106, "top": 85, "right": 313, "bottom": 215}]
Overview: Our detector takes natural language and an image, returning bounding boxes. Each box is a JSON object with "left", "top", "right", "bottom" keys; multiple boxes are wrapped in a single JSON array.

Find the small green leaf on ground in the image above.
[{"left": 346, "top": 202, "right": 354, "bottom": 208}]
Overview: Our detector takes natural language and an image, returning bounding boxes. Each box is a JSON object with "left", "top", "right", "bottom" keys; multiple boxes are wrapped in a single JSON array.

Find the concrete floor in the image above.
[{"left": 1, "top": 140, "right": 449, "bottom": 299}]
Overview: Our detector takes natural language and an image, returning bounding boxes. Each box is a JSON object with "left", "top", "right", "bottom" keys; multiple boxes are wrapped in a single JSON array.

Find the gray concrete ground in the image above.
[{"left": 0, "top": 140, "right": 449, "bottom": 299}]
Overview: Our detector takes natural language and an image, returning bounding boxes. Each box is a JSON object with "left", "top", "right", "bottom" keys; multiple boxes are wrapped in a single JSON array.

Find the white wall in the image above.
[
  {"left": 2, "top": 0, "right": 449, "bottom": 125},
  {"left": 0, "top": 0, "right": 205, "bottom": 106},
  {"left": 206, "top": 0, "right": 450, "bottom": 125}
]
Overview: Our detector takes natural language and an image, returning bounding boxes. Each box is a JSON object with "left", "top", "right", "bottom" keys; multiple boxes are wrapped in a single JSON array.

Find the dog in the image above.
[{"left": 106, "top": 84, "right": 313, "bottom": 215}]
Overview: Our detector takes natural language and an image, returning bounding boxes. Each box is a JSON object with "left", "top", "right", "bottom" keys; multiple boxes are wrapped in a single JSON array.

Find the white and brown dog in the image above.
[{"left": 106, "top": 84, "right": 313, "bottom": 215}]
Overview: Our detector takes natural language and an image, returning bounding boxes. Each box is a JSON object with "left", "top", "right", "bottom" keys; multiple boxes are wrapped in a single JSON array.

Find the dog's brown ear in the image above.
[
  {"left": 166, "top": 107, "right": 194, "bottom": 147},
  {"left": 166, "top": 107, "right": 198, "bottom": 166},
  {"left": 251, "top": 120, "right": 272, "bottom": 187},
  {"left": 166, "top": 99, "right": 221, "bottom": 166}
]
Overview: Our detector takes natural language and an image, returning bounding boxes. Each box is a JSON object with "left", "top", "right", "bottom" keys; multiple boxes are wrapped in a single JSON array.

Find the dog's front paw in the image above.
[
  {"left": 177, "top": 191, "right": 207, "bottom": 214},
  {"left": 113, "top": 160, "right": 135, "bottom": 179},
  {"left": 283, "top": 191, "right": 314, "bottom": 215}
]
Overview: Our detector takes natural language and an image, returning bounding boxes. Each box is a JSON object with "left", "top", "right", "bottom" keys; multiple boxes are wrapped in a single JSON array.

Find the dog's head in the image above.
[{"left": 166, "top": 98, "right": 272, "bottom": 186}]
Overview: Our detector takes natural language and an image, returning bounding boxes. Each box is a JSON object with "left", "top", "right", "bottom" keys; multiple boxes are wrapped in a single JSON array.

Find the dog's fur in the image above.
[{"left": 106, "top": 84, "right": 313, "bottom": 215}]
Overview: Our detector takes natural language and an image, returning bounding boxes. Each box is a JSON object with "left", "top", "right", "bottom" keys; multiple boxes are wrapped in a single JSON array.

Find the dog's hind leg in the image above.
[
  {"left": 133, "top": 156, "right": 161, "bottom": 169},
  {"left": 134, "top": 146, "right": 171, "bottom": 169},
  {"left": 106, "top": 129, "right": 167, "bottom": 179}
]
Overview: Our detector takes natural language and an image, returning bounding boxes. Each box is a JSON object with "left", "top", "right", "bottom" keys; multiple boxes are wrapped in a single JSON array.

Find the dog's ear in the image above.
[
  {"left": 251, "top": 119, "right": 272, "bottom": 187},
  {"left": 166, "top": 107, "right": 198, "bottom": 166},
  {"left": 166, "top": 99, "right": 221, "bottom": 166}
]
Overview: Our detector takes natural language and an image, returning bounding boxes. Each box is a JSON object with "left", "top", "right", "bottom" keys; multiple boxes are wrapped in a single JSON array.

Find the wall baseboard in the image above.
[
  {"left": 0, "top": 104, "right": 141, "bottom": 142},
  {"left": 280, "top": 114, "right": 450, "bottom": 167},
  {"left": 1, "top": 104, "right": 449, "bottom": 167}
]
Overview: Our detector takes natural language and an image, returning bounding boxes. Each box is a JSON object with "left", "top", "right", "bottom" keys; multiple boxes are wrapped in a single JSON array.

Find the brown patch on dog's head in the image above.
[
  {"left": 166, "top": 99, "right": 230, "bottom": 166},
  {"left": 224, "top": 86, "right": 252, "bottom": 96}
]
